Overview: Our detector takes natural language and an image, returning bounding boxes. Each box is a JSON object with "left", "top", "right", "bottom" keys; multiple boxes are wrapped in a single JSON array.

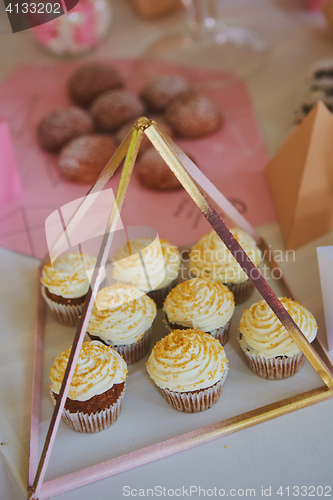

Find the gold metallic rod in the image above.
[
  {"left": 28, "top": 270, "right": 46, "bottom": 489},
  {"left": 145, "top": 122, "right": 333, "bottom": 390},
  {"left": 29, "top": 132, "right": 136, "bottom": 491},
  {"left": 113, "top": 119, "right": 147, "bottom": 209},
  {"left": 40, "top": 130, "right": 132, "bottom": 268},
  {"left": 151, "top": 122, "right": 261, "bottom": 243},
  {"left": 259, "top": 239, "right": 333, "bottom": 374},
  {"left": 311, "top": 336, "right": 333, "bottom": 373},
  {"left": 31, "top": 126, "right": 144, "bottom": 498},
  {"left": 37, "top": 386, "right": 333, "bottom": 500}
]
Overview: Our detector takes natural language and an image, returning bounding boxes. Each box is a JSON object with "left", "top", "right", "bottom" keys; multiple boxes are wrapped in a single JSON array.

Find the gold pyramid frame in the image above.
[{"left": 28, "top": 118, "right": 333, "bottom": 500}]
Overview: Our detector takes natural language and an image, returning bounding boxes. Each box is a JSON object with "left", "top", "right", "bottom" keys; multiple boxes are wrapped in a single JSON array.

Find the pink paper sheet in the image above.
[
  {"left": 0, "top": 59, "right": 275, "bottom": 259},
  {"left": 0, "top": 119, "right": 22, "bottom": 204}
]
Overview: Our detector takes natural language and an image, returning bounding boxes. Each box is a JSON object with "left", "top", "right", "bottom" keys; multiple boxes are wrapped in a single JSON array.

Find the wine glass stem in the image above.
[{"left": 183, "top": 0, "right": 219, "bottom": 35}]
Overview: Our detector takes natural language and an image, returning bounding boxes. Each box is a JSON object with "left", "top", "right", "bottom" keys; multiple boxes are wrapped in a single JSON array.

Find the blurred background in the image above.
[{"left": 0, "top": 0, "right": 333, "bottom": 154}]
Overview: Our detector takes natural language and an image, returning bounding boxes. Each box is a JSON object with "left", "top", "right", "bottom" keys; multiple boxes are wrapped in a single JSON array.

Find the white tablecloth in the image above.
[{"left": 1, "top": 1, "right": 333, "bottom": 499}]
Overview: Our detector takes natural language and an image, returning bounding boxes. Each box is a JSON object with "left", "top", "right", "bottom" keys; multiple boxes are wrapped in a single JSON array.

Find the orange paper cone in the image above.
[
  {"left": 322, "top": 0, "right": 333, "bottom": 29},
  {"left": 265, "top": 101, "right": 333, "bottom": 250}
]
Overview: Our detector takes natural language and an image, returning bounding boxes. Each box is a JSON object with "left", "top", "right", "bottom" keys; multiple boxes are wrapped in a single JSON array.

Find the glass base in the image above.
[{"left": 145, "top": 22, "right": 268, "bottom": 80}]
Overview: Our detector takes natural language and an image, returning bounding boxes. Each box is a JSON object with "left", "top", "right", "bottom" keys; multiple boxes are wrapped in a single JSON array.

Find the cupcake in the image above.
[
  {"left": 41, "top": 252, "right": 105, "bottom": 327},
  {"left": 146, "top": 329, "right": 229, "bottom": 413},
  {"left": 50, "top": 341, "right": 127, "bottom": 433},
  {"left": 111, "top": 237, "right": 181, "bottom": 308},
  {"left": 189, "top": 228, "right": 262, "bottom": 304},
  {"left": 238, "top": 297, "right": 318, "bottom": 380},
  {"left": 87, "top": 283, "right": 157, "bottom": 364},
  {"left": 163, "top": 278, "right": 235, "bottom": 346}
]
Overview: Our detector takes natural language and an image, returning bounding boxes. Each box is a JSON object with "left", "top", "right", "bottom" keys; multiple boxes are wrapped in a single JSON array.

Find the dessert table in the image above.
[{"left": 1, "top": 1, "right": 333, "bottom": 499}]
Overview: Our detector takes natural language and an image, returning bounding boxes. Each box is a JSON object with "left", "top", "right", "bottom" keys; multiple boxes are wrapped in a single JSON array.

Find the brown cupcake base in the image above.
[
  {"left": 44, "top": 287, "right": 87, "bottom": 306},
  {"left": 159, "top": 369, "right": 228, "bottom": 413},
  {"left": 50, "top": 382, "right": 125, "bottom": 433},
  {"left": 167, "top": 318, "right": 231, "bottom": 346},
  {"left": 87, "top": 326, "right": 153, "bottom": 364},
  {"left": 238, "top": 334, "right": 305, "bottom": 380},
  {"left": 147, "top": 277, "right": 179, "bottom": 309},
  {"left": 41, "top": 285, "right": 86, "bottom": 327}
]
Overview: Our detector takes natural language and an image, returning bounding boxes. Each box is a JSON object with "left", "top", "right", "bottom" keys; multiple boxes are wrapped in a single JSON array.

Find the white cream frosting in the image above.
[
  {"left": 41, "top": 252, "right": 106, "bottom": 299},
  {"left": 146, "top": 329, "right": 228, "bottom": 392},
  {"left": 111, "top": 237, "right": 181, "bottom": 291},
  {"left": 189, "top": 228, "right": 262, "bottom": 285},
  {"left": 50, "top": 341, "right": 128, "bottom": 401},
  {"left": 239, "top": 297, "right": 318, "bottom": 358},
  {"left": 87, "top": 283, "right": 157, "bottom": 345},
  {"left": 163, "top": 278, "right": 234, "bottom": 331}
]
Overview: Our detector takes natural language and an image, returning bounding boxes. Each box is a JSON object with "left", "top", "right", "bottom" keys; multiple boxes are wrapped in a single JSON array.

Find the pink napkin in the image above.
[
  {"left": 0, "top": 60, "right": 274, "bottom": 258},
  {"left": 0, "top": 118, "right": 21, "bottom": 204}
]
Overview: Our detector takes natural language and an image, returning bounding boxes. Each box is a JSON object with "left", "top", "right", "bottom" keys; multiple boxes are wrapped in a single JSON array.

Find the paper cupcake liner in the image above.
[
  {"left": 50, "top": 384, "right": 125, "bottom": 433},
  {"left": 167, "top": 318, "right": 231, "bottom": 346},
  {"left": 147, "top": 276, "right": 179, "bottom": 309},
  {"left": 226, "top": 279, "right": 254, "bottom": 305},
  {"left": 159, "top": 367, "right": 228, "bottom": 413},
  {"left": 238, "top": 335, "right": 305, "bottom": 380},
  {"left": 88, "top": 326, "right": 153, "bottom": 364},
  {"left": 209, "top": 320, "right": 231, "bottom": 346},
  {"left": 41, "top": 286, "right": 84, "bottom": 327}
]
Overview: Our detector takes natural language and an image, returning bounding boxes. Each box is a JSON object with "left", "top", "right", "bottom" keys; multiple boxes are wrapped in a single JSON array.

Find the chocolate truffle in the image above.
[
  {"left": 37, "top": 107, "right": 94, "bottom": 153},
  {"left": 165, "top": 91, "right": 223, "bottom": 138},
  {"left": 58, "top": 134, "right": 117, "bottom": 184},
  {"left": 135, "top": 147, "right": 183, "bottom": 191},
  {"left": 90, "top": 89, "right": 145, "bottom": 132},
  {"left": 68, "top": 62, "right": 123, "bottom": 107},
  {"left": 140, "top": 75, "right": 190, "bottom": 112}
]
